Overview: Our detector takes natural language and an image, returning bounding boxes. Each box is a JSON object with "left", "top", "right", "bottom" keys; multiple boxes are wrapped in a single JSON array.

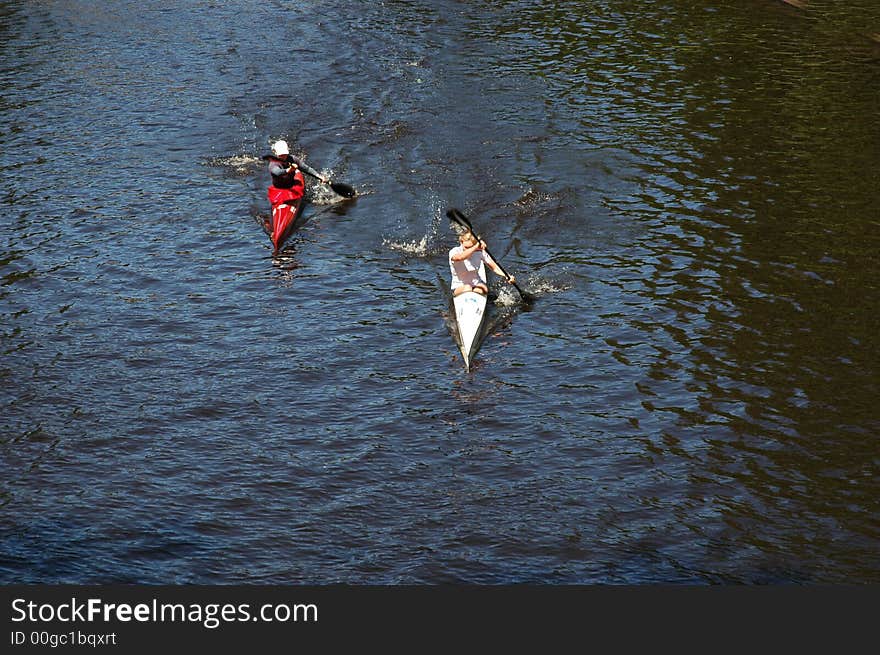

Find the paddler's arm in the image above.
[
  {"left": 483, "top": 249, "right": 516, "bottom": 284},
  {"left": 267, "top": 161, "right": 289, "bottom": 177},
  {"left": 289, "top": 157, "right": 329, "bottom": 184},
  {"left": 450, "top": 241, "right": 482, "bottom": 261}
]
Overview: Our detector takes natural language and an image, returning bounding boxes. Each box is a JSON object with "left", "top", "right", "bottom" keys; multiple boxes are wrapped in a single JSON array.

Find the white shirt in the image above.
[{"left": 449, "top": 246, "right": 488, "bottom": 290}]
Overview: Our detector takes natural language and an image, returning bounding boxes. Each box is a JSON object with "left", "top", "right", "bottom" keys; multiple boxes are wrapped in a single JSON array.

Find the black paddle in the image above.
[
  {"left": 299, "top": 167, "right": 356, "bottom": 199},
  {"left": 446, "top": 208, "right": 534, "bottom": 306},
  {"left": 261, "top": 154, "right": 356, "bottom": 198}
]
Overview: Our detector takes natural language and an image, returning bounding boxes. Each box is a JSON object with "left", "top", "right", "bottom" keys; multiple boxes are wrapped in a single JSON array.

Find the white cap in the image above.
[{"left": 272, "top": 140, "right": 289, "bottom": 156}]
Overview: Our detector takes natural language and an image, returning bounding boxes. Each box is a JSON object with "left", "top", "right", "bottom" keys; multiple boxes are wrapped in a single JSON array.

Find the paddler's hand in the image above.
[
  {"left": 321, "top": 175, "right": 329, "bottom": 184},
  {"left": 506, "top": 275, "right": 516, "bottom": 284}
]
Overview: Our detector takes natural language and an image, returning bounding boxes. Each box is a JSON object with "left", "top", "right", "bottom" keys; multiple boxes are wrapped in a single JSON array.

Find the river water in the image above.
[{"left": 1, "top": 0, "right": 878, "bottom": 584}]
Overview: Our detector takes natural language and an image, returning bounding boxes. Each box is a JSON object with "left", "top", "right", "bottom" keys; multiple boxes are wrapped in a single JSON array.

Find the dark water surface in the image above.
[{"left": 1, "top": 0, "right": 878, "bottom": 584}]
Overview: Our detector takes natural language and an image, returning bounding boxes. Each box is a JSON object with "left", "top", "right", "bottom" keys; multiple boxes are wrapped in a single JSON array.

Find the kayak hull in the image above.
[
  {"left": 266, "top": 171, "right": 307, "bottom": 253},
  {"left": 451, "top": 290, "right": 489, "bottom": 370}
]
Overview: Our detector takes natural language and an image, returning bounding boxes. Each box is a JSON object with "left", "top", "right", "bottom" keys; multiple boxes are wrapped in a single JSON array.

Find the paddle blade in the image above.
[
  {"left": 515, "top": 284, "right": 536, "bottom": 309},
  {"left": 330, "top": 181, "right": 356, "bottom": 198},
  {"left": 446, "top": 207, "right": 473, "bottom": 232}
]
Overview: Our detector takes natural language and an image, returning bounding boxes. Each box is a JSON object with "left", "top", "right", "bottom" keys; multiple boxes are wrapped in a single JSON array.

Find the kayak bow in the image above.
[{"left": 451, "top": 290, "right": 489, "bottom": 370}]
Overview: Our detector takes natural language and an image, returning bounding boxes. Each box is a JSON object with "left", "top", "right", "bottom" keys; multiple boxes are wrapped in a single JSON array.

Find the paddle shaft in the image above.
[
  {"left": 293, "top": 165, "right": 354, "bottom": 197},
  {"left": 474, "top": 239, "right": 529, "bottom": 299}
]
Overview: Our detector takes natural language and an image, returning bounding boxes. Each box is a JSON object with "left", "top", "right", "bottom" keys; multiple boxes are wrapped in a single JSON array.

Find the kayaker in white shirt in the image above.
[{"left": 448, "top": 230, "right": 516, "bottom": 296}]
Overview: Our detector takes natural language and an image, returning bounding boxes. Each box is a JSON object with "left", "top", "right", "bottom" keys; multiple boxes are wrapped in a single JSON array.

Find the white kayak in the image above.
[{"left": 451, "top": 290, "right": 489, "bottom": 370}]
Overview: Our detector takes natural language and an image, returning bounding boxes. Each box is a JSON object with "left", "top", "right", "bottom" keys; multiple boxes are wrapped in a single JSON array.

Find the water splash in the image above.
[
  {"left": 208, "top": 154, "right": 262, "bottom": 174},
  {"left": 383, "top": 236, "right": 431, "bottom": 257},
  {"left": 493, "top": 287, "right": 521, "bottom": 307},
  {"left": 514, "top": 186, "right": 556, "bottom": 209},
  {"left": 492, "top": 276, "right": 569, "bottom": 307},
  {"left": 527, "top": 277, "right": 570, "bottom": 296}
]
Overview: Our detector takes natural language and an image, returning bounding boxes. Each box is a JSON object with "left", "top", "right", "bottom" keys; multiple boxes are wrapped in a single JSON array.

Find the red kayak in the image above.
[{"left": 265, "top": 170, "right": 306, "bottom": 253}]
